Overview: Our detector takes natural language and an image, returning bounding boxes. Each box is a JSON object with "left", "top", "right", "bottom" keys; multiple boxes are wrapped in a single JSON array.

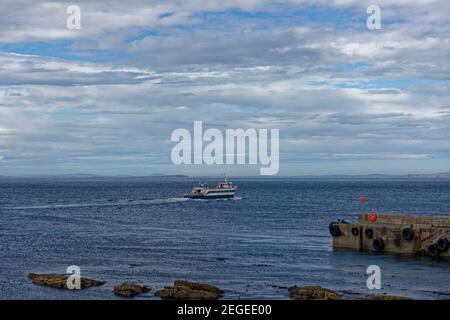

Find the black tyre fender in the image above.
[
  {"left": 427, "top": 243, "right": 440, "bottom": 258},
  {"left": 401, "top": 227, "right": 414, "bottom": 241},
  {"left": 437, "top": 238, "right": 449, "bottom": 252},
  {"left": 329, "top": 222, "right": 341, "bottom": 237},
  {"left": 373, "top": 238, "right": 385, "bottom": 252},
  {"left": 351, "top": 227, "right": 359, "bottom": 237},
  {"left": 365, "top": 228, "right": 374, "bottom": 239}
]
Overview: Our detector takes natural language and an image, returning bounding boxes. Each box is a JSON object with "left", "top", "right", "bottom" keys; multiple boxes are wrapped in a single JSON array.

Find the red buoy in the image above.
[
  {"left": 360, "top": 196, "right": 365, "bottom": 204},
  {"left": 370, "top": 212, "right": 377, "bottom": 222}
]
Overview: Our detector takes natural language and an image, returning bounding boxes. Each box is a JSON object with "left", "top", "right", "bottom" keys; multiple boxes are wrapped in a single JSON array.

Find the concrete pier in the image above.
[{"left": 329, "top": 214, "right": 450, "bottom": 258}]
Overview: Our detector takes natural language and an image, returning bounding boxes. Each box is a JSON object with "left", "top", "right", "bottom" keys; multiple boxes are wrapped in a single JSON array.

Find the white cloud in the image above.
[{"left": 0, "top": 0, "right": 449, "bottom": 174}]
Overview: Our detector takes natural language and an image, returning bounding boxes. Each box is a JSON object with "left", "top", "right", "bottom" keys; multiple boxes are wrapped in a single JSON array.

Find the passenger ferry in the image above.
[{"left": 184, "top": 177, "right": 237, "bottom": 199}]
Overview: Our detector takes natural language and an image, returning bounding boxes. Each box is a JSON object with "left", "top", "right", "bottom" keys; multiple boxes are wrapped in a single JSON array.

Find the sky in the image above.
[{"left": 0, "top": 0, "right": 450, "bottom": 176}]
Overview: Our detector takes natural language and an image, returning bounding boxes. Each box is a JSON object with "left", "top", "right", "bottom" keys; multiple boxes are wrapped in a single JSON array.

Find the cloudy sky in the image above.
[{"left": 0, "top": 0, "right": 449, "bottom": 176}]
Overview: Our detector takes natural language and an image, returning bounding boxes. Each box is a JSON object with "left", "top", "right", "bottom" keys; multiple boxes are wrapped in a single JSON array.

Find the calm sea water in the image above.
[{"left": 1, "top": 177, "right": 450, "bottom": 300}]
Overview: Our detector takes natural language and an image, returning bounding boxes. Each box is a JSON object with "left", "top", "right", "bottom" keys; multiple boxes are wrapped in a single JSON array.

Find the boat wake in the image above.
[{"left": 3, "top": 197, "right": 189, "bottom": 210}]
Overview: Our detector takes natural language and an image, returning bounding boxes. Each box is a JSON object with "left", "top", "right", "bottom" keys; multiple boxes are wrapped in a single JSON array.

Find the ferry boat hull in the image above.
[
  {"left": 184, "top": 193, "right": 235, "bottom": 199},
  {"left": 184, "top": 177, "right": 237, "bottom": 199}
]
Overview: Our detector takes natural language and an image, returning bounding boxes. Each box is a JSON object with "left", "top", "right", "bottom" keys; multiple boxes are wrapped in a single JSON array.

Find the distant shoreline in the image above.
[{"left": 1, "top": 173, "right": 450, "bottom": 179}]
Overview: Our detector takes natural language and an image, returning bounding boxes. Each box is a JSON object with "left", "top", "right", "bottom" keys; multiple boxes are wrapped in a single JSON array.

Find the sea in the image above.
[{"left": 1, "top": 176, "right": 450, "bottom": 300}]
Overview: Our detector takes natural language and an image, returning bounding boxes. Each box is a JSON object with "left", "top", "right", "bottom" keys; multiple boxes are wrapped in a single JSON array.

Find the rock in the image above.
[
  {"left": 113, "top": 283, "right": 150, "bottom": 297},
  {"left": 288, "top": 286, "right": 342, "bottom": 300},
  {"left": 367, "top": 295, "right": 413, "bottom": 300},
  {"left": 28, "top": 273, "right": 106, "bottom": 289},
  {"left": 155, "top": 280, "right": 224, "bottom": 300},
  {"left": 425, "top": 290, "right": 450, "bottom": 297},
  {"left": 174, "top": 280, "right": 223, "bottom": 294}
]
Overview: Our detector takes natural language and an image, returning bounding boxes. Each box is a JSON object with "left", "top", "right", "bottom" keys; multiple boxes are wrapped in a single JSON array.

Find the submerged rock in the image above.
[
  {"left": 367, "top": 295, "right": 413, "bottom": 300},
  {"left": 28, "top": 273, "right": 106, "bottom": 289},
  {"left": 155, "top": 280, "right": 224, "bottom": 300},
  {"left": 113, "top": 283, "right": 150, "bottom": 297},
  {"left": 288, "top": 286, "right": 342, "bottom": 300}
]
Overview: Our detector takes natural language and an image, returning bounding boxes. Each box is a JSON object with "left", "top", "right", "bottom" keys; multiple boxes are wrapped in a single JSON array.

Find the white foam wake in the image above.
[{"left": 3, "top": 197, "right": 189, "bottom": 210}]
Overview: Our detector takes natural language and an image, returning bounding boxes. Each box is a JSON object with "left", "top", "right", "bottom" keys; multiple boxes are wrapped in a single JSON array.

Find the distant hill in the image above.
[
  {"left": 0, "top": 174, "right": 189, "bottom": 179},
  {"left": 294, "top": 173, "right": 450, "bottom": 179},
  {"left": 406, "top": 172, "right": 450, "bottom": 178}
]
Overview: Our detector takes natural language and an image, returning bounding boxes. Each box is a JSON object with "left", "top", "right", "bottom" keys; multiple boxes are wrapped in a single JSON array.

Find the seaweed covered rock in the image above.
[
  {"left": 113, "top": 283, "right": 150, "bottom": 297},
  {"left": 288, "top": 286, "right": 342, "bottom": 300},
  {"left": 28, "top": 273, "right": 106, "bottom": 289},
  {"left": 367, "top": 295, "right": 413, "bottom": 300},
  {"left": 155, "top": 280, "right": 224, "bottom": 300}
]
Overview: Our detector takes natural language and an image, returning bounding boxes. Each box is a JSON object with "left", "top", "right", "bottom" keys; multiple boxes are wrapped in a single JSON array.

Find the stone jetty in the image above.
[{"left": 330, "top": 213, "right": 450, "bottom": 258}]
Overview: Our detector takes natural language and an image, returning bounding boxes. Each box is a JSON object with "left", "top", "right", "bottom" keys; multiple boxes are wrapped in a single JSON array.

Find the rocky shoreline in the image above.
[{"left": 27, "top": 273, "right": 416, "bottom": 300}]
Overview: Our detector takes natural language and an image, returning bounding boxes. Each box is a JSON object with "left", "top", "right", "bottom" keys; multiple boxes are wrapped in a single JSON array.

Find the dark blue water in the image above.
[{"left": 1, "top": 177, "right": 450, "bottom": 300}]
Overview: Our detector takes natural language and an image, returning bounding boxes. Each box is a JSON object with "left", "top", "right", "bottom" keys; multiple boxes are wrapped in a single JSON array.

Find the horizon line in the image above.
[{"left": 1, "top": 172, "right": 450, "bottom": 179}]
